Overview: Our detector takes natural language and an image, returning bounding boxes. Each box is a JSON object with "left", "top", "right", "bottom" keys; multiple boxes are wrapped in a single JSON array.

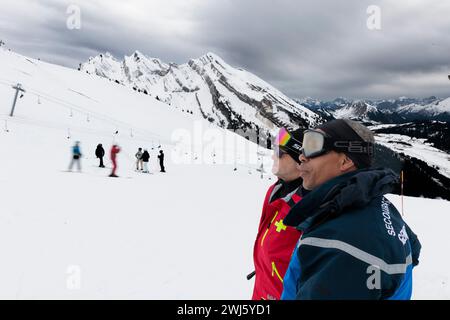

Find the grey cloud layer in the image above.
[{"left": 1, "top": 0, "right": 449, "bottom": 99}]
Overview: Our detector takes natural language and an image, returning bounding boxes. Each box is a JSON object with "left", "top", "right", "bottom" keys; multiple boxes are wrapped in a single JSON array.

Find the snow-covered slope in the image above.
[
  {"left": 1, "top": 48, "right": 449, "bottom": 299},
  {"left": 385, "top": 194, "right": 450, "bottom": 300},
  {"left": 375, "top": 133, "right": 450, "bottom": 179},
  {"left": 332, "top": 100, "right": 381, "bottom": 123},
  {"left": 80, "top": 51, "right": 321, "bottom": 135},
  {"left": 396, "top": 97, "right": 450, "bottom": 120},
  {"left": 0, "top": 48, "right": 275, "bottom": 299},
  {"left": 328, "top": 100, "right": 418, "bottom": 124}
]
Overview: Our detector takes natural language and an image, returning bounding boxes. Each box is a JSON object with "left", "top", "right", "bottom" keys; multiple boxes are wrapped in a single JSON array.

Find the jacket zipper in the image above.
[
  {"left": 271, "top": 261, "right": 284, "bottom": 283},
  {"left": 260, "top": 210, "right": 279, "bottom": 247}
]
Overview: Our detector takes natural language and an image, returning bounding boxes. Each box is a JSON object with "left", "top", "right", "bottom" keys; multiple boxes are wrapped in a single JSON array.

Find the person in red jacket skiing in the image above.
[
  {"left": 250, "top": 127, "right": 307, "bottom": 300},
  {"left": 109, "top": 144, "right": 121, "bottom": 177}
]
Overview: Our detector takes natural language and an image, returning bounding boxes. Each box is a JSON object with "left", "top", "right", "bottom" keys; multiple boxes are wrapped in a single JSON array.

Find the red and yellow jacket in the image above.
[{"left": 252, "top": 180, "right": 303, "bottom": 300}]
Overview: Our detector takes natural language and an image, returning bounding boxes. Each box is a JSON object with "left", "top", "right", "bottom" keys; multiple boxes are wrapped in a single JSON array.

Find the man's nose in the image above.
[{"left": 299, "top": 153, "right": 308, "bottom": 163}]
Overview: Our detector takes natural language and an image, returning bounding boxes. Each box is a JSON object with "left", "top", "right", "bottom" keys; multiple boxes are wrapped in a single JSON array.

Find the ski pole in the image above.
[{"left": 246, "top": 270, "right": 256, "bottom": 280}]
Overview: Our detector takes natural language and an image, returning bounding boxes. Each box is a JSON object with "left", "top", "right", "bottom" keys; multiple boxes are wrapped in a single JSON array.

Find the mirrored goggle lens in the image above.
[
  {"left": 302, "top": 130, "right": 326, "bottom": 157},
  {"left": 276, "top": 127, "right": 291, "bottom": 147},
  {"left": 277, "top": 127, "right": 302, "bottom": 154}
]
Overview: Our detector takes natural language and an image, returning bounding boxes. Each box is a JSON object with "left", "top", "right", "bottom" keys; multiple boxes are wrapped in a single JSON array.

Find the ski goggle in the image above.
[
  {"left": 301, "top": 129, "right": 374, "bottom": 159},
  {"left": 276, "top": 127, "right": 302, "bottom": 156}
]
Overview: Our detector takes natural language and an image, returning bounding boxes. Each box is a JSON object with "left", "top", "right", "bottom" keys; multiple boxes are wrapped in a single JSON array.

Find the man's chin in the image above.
[
  {"left": 271, "top": 165, "right": 279, "bottom": 176},
  {"left": 302, "top": 180, "right": 314, "bottom": 191}
]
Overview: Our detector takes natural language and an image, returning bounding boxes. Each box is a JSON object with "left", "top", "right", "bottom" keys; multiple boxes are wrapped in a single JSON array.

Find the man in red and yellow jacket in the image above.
[{"left": 250, "top": 128, "right": 307, "bottom": 300}]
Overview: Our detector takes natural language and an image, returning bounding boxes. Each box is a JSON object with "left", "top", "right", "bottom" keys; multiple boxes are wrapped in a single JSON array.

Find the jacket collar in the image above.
[
  {"left": 284, "top": 168, "right": 399, "bottom": 232},
  {"left": 269, "top": 177, "right": 303, "bottom": 203}
]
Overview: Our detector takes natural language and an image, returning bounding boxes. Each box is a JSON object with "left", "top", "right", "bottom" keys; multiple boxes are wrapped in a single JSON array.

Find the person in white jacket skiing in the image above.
[{"left": 135, "top": 147, "right": 143, "bottom": 171}]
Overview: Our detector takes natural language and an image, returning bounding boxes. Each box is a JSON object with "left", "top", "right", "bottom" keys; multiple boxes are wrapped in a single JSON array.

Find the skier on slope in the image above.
[
  {"left": 95, "top": 143, "right": 105, "bottom": 168},
  {"left": 142, "top": 149, "right": 150, "bottom": 173},
  {"left": 250, "top": 128, "right": 306, "bottom": 300},
  {"left": 266, "top": 133, "right": 272, "bottom": 150},
  {"left": 158, "top": 150, "right": 165, "bottom": 172},
  {"left": 135, "top": 147, "right": 144, "bottom": 171},
  {"left": 68, "top": 141, "right": 82, "bottom": 172},
  {"left": 109, "top": 144, "right": 121, "bottom": 177},
  {"left": 281, "top": 119, "right": 421, "bottom": 300}
]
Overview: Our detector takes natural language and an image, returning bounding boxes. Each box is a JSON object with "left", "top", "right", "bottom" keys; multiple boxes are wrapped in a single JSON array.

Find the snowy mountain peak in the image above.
[
  {"left": 205, "top": 52, "right": 223, "bottom": 61},
  {"left": 394, "top": 97, "right": 450, "bottom": 120},
  {"left": 96, "top": 52, "right": 117, "bottom": 62},
  {"left": 332, "top": 100, "right": 380, "bottom": 122},
  {"left": 123, "top": 51, "right": 169, "bottom": 77},
  {"left": 80, "top": 50, "right": 321, "bottom": 136},
  {"left": 189, "top": 52, "right": 231, "bottom": 76},
  {"left": 132, "top": 49, "right": 145, "bottom": 58},
  {"left": 194, "top": 52, "right": 226, "bottom": 67},
  {"left": 82, "top": 52, "right": 122, "bottom": 80},
  {"left": 423, "top": 97, "right": 450, "bottom": 114}
]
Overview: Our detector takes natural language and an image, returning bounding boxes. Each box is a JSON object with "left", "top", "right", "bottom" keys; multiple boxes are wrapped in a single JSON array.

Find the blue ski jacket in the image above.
[
  {"left": 281, "top": 168, "right": 421, "bottom": 300},
  {"left": 72, "top": 145, "right": 81, "bottom": 156}
]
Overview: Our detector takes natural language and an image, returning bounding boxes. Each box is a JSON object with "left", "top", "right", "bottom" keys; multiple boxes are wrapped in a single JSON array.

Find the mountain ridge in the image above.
[{"left": 80, "top": 50, "right": 321, "bottom": 142}]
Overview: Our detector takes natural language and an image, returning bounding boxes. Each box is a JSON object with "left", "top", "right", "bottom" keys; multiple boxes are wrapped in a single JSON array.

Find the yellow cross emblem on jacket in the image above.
[{"left": 274, "top": 219, "right": 287, "bottom": 232}]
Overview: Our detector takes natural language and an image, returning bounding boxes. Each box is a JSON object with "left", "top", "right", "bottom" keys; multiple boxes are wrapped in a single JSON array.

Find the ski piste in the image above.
[
  {"left": 61, "top": 170, "right": 133, "bottom": 179},
  {"left": 134, "top": 170, "right": 154, "bottom": 175}
]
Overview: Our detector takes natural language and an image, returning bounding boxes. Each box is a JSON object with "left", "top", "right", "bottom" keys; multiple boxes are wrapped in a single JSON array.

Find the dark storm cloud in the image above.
[{"left": 1, "top": 0, "right": 450, "bottom": 99}]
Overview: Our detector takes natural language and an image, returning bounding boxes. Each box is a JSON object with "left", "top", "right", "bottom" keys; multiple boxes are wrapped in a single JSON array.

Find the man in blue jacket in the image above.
[
  {"left": 68, "top": 141, "right": 82, "bottom": 172},
  {"left": 280, "top": 119, "right": 421, "bottom": 300}
]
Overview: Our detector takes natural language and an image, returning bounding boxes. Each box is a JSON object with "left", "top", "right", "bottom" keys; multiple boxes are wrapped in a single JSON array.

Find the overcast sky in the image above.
[{"left": 1, "top": 0, "right": 450, "bottom": 100}]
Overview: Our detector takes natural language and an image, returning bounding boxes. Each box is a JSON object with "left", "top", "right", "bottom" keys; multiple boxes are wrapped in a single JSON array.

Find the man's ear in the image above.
[{"left": 340, "top": 154, "right": 356, "bottom": 172}]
